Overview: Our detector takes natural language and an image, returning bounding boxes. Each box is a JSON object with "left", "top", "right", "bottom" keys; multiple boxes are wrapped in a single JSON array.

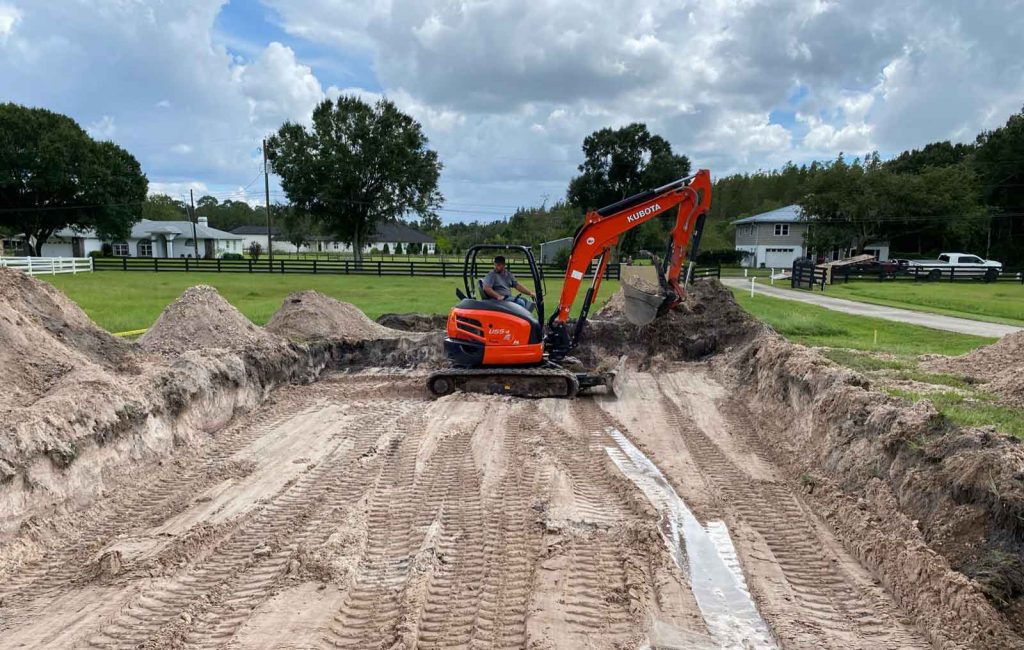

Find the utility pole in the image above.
[
  {"left": 189, "top": 189, "right": 199, "bottom": 260},
  {"left": 263, "top": 138, "right": 273, "bottom": 266}
]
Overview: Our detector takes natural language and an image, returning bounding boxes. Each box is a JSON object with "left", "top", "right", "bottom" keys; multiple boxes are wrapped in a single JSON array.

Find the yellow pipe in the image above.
[{"left": 113, "top": 328, "right": 148, "bottom": 338}]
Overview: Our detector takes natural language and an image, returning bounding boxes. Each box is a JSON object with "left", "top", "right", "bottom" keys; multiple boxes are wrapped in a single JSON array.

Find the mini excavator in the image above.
[{"left": 427, "top": 169, "right": 712, "bottom": 398}]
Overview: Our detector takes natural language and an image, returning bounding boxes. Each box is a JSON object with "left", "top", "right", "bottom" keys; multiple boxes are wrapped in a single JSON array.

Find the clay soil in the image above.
[{"left": 1, "top": 272, "right": 1023, "bottom": 649}]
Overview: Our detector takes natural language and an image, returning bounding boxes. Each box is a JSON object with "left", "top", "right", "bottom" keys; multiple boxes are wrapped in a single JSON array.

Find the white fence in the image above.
[{"left": 0, "top": 256, "right": 94, "bottom": 275}]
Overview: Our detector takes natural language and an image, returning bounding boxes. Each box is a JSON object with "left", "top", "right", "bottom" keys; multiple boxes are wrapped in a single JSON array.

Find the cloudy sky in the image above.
[{"left": 1, "top": 0, "right": 1021, "bottom": 222}]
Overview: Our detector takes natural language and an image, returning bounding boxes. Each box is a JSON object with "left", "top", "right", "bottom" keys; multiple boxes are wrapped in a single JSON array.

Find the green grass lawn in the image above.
[
  {"left": 730, "top": 288, "right": 995, "bottom": 356},
  {"left": 42, "top": 271, "right": 618, "bottom": 334},
  {"left": 828, "top": 281, "right": 1024, "bottom": 326},
  {"left": 730, "top": 288, "right": 1024, "bottom": 437}
]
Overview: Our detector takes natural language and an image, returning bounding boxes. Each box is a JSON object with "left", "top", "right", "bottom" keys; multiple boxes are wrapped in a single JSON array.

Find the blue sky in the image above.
[{"left": 1, "top": 0, "right": 1021, "bottom": 223}]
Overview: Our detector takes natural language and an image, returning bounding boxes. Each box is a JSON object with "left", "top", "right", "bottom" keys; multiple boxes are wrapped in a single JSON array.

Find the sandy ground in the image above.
[
  {"left": 0, "top": 367, "right": 931, "bottom": 649},
  {"left": 3, "top": 273, "right": 1022, "bottom": 649}
]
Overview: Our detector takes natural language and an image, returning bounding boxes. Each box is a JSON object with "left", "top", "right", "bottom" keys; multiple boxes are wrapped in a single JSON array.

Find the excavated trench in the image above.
[{"left": 1, "top": 268, "right": 1023, "bottom": 649}]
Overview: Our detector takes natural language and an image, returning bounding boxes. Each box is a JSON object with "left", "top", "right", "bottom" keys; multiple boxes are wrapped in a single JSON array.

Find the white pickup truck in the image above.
[{"left": 905, "top": 252, "right": 1002, "bottom": 282}]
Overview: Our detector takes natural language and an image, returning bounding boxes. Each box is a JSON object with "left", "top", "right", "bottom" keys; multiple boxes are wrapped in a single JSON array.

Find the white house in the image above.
[
  {"left": 733, "top": 205, "right": 890, "bottom": 268},
  {"left": 19, "top": 217, "right": 244, "bottom": 258},
  {"left": 230, "top": 225, "right": 294, "bottom": 253},
  {"left": 231, "top": 221, "right": 436, "bottom": 255}
]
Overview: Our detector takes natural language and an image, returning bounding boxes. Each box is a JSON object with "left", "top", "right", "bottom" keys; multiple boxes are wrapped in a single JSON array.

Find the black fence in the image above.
[
  {"left": 791, "top": 260, "right": 828, "bottom": 290},
  {"left": 93, "top": 256, "right": 622, "bottom": 280},
  {"left": 690, "top": 265, "right": 722, "bottom": 280},
  {"left": 832, "top": 265, "right": 1024, "bottom": 284}
]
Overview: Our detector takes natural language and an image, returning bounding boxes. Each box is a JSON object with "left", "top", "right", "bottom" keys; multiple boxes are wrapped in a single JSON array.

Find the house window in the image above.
[
  {"left": 774, "top": 224, "right": 790, "bottom": 236},
  {"left": 138, "top": 239, "right": 153, "bottom": 257},
  {"left": 112, "top": 242, "right": 129, "bottom": 257},
  {"left": 333, "top": 242, "right": 339, "bottom": 250},
  {"left": 185, "top": 239, "right": 195, "bottom": 248}
]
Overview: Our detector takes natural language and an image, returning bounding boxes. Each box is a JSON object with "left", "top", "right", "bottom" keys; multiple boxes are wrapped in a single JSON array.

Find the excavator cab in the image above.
[{"left": 443, "top": 245, "right": 547, "bottom": 369}]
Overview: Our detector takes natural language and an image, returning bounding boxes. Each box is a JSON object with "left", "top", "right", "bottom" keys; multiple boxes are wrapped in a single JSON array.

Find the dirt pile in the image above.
[
  {"left": 376, "top": 312, "right": 448, "bottom": 332},
  {"left": 582, "top": 279, "right": 762, "bottom": 365},
  {"left": 716, "top": 328, "right": 1024, "bottom": 646},
  {"left": 0, "top": 268, "right": 138, "bottom": 410},
  {"left": 923, "top": 330, "right": 1024, "bottom": 407},
  {"left": 0, "top": 279, "right": 322, "bottom": 542},
  {"left": 265, "top": 291, "right": 402, "bottom": 342},
  {"left": 139, "top": 285, "right": 285, "bottom": 355}
]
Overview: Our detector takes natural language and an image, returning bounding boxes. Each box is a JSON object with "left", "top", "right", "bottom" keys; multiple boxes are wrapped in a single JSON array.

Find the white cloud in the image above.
[
  {"left": 238, "top": 42, "right": 325, "bottom": 128},
  {"left": 87, "top": 115, "right": 116, "bottom": 139},
  {"left": 148, "top": 180, "right": 209, "bottom": 198},
  {"left": 1, "top": 0, "right": 1023, "bottom": 217},
  {"left": 0, "top": 3, "right": 20, "bottom": 42}
]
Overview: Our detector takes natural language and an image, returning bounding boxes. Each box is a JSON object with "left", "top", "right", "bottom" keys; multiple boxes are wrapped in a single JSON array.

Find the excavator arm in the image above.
[{"left": 545, "top": 169, "right": 712, "bottom": 357}]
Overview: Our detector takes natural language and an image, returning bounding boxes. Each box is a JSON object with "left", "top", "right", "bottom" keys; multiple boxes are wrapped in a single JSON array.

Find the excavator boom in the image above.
[{"left": 545, "top": 169, "right": 712, "bottom": 356}]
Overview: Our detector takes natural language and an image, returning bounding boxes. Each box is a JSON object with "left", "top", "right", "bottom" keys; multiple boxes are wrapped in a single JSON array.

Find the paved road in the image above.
[{"left": 722, "top": 278, "right": 1022, "bottom": 338}]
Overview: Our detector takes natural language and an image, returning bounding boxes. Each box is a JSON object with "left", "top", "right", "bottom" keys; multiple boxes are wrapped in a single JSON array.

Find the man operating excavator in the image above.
[{"left": 482, "top": 255, "right": 536, "bottom": 309}]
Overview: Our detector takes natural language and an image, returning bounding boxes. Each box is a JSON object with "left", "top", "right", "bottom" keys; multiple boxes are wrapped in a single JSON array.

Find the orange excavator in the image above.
[{"left": 427, "top": 169, "right": 712, "bottom": 398}]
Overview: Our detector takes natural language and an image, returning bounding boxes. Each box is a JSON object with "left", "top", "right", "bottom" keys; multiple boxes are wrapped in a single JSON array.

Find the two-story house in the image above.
[{"left": 733, "top": 205, "right": 889, "bottom": 268}]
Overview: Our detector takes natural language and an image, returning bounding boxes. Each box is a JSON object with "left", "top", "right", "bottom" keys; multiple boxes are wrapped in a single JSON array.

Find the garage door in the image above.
[{"left": 764, "top": 248, "right": 797, "bottom": 268}]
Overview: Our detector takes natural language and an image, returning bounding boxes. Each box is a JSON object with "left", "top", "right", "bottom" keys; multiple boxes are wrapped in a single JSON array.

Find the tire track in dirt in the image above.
[
  {"left": 323, "top": 407, "right": 458, "bottom": 647},
  {"left": 0, "top": 375, "right": 417, "bottom": 618},
  {"left": 523, "top": 402, "right": 658, "bottom": 647},
  {"left": 654, "top": 385, "right": 930, "bottom": 649},
  {"left": 415, "top": 407, "right": 544, "bottom": 649},
  {"left": 0, "top": 385, "right": 327, "bottom": 614},
  {"left": 179, "top": 404, "right": 426, "bottom": 649},
  {"left": 82, "top": 401, "right": 417, "bottom": 649}
]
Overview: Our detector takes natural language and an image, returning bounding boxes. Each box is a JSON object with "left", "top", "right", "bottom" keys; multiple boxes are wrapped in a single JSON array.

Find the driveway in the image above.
[{"left": 721, "top": 278, "right": 1022, "bottom": 338}]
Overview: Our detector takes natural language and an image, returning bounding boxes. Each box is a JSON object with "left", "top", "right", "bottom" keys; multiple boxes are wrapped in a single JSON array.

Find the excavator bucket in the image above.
[{"left": 621, "top": 280, "right": 669, "bottom": 326}]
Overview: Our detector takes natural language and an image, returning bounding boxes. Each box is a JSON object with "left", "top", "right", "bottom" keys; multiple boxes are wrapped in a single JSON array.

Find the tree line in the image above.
[{"left": 3, "top": 97, "right": 1022, "bottom": 265}]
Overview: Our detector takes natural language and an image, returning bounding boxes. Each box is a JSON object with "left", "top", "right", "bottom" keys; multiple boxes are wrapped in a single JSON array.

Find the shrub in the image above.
[
  {"left": 101, "top": 242, "right": 113, "bottom": 257},
  {"left": 221, "top": 252, "right": 244, "bottom": 260},
  {"left": 382, "top": 243, "right": 390, "bottom": 254},
  {"left": 88, "top": 250, "right": 106, "bottom": 259}
]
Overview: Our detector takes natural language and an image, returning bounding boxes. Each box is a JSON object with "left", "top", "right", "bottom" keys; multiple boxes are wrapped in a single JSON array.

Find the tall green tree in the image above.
[
  {"left": 142, "top": 194, "right": 187, "bottom": 220},
  {"left": 800, "top": 154, "right": 986, "bottom": 256},
  {"left": 567, "top": 123, "right": 690, "bottom": 210},
  {"left": 267, "top": 96, "right": 443, "bottom": 263},
  {"left": 567, "top": 123, "right": 690, "bottom": 256},
  {"left": 0, "top": 103, "right": 147, "bottom": 255},
  {"left": 974, "top": 107, "right": 1024, "bottom": 263}
]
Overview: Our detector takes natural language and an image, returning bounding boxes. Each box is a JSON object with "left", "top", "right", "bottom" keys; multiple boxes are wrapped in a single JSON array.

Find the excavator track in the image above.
[{"left": 427, "top": 366, "right": 579, "bottom": 399}]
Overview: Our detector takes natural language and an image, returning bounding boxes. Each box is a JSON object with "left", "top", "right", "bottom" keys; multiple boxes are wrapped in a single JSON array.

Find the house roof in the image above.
[
  {"left": 231, "top": 225, "right": 282, "bottom": 236},
  {"left": 731, "top": 205, "right": 807, "bottom": 225},
  {"left": 50, "top": 220, "right": 243, "bottom": 240}
]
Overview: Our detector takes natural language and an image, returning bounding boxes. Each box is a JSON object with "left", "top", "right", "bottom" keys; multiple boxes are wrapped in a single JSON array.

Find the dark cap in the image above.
[{"left": 494, "top": 255, "right": 506, "bottom": 264}]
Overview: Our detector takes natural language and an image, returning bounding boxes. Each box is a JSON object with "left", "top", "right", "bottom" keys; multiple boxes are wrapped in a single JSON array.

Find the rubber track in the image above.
[{"left": 427, "top": 366, "right": 579, "bottom": 398}]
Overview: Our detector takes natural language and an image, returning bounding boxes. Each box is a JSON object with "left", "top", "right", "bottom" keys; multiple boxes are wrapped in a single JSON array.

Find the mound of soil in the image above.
[
  {"left": 582, "top": 279, "right": 761, "bottom": 365},
  {"left": 139, "top": 285, "right": 283, "bottom": 355},
  {"left": 0, "top": 268, "right": 137, "bottom": 409},
  {"left": 923, "top": 331, "right": 1024, "bottom": 407},
  {"left": 376, "top": 312, "right": 448, "bottom": 332},
  {"left": 265, "top": 291, "right": 403, "bottom": 343}
]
